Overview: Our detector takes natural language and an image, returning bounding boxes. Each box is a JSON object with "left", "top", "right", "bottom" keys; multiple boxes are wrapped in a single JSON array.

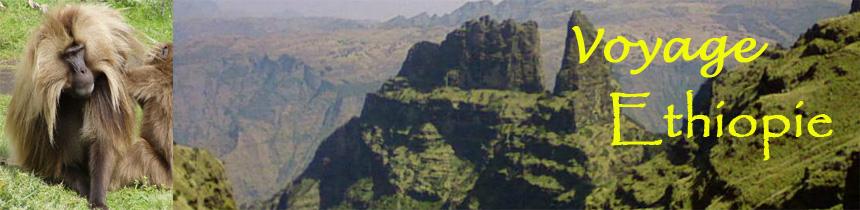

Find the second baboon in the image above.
[{"left": 113, "top": 43, "right": 174, "bottom": 188}]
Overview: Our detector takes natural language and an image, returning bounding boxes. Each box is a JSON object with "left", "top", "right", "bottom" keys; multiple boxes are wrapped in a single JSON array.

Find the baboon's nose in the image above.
[{"left": 70, "top": 69, "right": 94, "bottom": 98}]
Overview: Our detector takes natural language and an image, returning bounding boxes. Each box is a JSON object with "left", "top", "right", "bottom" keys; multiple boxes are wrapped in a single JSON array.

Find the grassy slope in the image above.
[
  {"left": 0, "top": 0, "right": 173, "bottom": 209},
  {"left": 707, "top": 13, "right": 860, "bottom": 208}
]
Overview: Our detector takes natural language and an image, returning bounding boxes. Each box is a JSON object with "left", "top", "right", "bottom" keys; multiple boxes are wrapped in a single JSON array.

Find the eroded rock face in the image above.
[
  {"left": 553, "top": 10, "right": 609, "bottom": 94},
  {"left": 396, "top": 42, "right": 443, "bottom": 91},
  {"left": 266, "top": 10, "right": 860, "bottom": 210},
  {"left": 553, "top": 11, "right": 614, "bottom": 125},
  {"left": 397, "top": 16, "right": 544, "bottom": 93}
]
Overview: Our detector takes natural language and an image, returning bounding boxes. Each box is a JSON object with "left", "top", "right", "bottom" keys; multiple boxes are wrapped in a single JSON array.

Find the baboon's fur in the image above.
[{"left": 3, "top": 5, "right": 168, "bottom": 208}]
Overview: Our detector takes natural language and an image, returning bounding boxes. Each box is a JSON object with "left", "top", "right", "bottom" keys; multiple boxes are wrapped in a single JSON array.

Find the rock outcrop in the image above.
[
  {"left": 553, "top": 11, "right": 615, "bottom": 125},
  {"left": 852, "top": 0, "right": 859, "bottom": 13},
  {"left": 553, "top": 11, "right": 610, "bottom": 94},
  {"left": 264, "top": 13, "right": 651, "bottom": 210},
  {"left": 264, "top": 10, "right": 860, "bottom": 210},
  {"left": 397, "top": 16, "right": 544, "bottom": 93}
]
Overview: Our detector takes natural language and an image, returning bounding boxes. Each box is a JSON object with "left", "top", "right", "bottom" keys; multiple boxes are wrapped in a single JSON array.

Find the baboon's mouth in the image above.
[
  {"left": 74, "top": 83, "right": 95, "bottom": 98},
  {"left": 63, "top": 82, "right": 94, "bottom": 99}
]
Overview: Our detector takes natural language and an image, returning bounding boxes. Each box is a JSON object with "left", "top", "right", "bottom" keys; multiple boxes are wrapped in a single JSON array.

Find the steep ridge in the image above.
[
  {"left": 383, "top": 0, "right": 851, "bottom": 133},
  {"left": 397, "top": 16, "right": 544, "bottom": 93},
  {"left": 553, "top": 11, "right": 614, "bottom": 126},
  {"left": 263, "top": 11, "right": 860, "bottom": 209},
  {"left": 261, "top": 14, "right": 658, "bottom": 209},
  {"left": 173, "top": 1, "right": 854, "bottom": 206},
  {"left": 553, "top": 11, "right": 608, "bottom": 94}
]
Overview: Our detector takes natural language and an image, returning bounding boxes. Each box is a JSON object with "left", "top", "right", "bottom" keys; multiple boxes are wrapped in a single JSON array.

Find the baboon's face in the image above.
[
  {"left": 62, "top": 42, "right": 94, "bottom": 98},
  {"left": 29, "top": 6, "right": 135, "bottom": 100}
]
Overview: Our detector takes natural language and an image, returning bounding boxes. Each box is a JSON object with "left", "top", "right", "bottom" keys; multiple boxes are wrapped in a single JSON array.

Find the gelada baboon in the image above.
[
  {"left": 3, "top": 5, "right": 167, "bottom": 208},
  {"left": 113, "top": 43, "right": 174, "bottom": 188}
]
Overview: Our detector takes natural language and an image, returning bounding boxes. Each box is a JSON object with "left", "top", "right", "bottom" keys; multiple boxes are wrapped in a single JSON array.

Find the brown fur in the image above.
[
  {"left": 113, "top": 43, "right": 174, "bottom": 188},
  {"left": 4, "top": 5, "right": 149, "bottom": 209}
]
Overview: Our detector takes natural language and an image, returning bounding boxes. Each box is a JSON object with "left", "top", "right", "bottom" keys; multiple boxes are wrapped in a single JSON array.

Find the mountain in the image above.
[
  {"left": 263, "top": 11, "right": 860, "bottom": 209},
  {"left": 173, "top": 0, "right": 852, "bottom": 205},
  {"left": 397, "top": 16, "right": 544, "bottom": 93},
  {"left": 383, "top": 0, "right": 852, "bottom": 133},
  {"left": 384, "top": 0, "right": 850, "bottom": 44},
  {"left": 261, "top": 14, "right": 655, "bottom": 209},
  {"left": 174, "top": 47, "right": 377, "bottom": 202},
  {"left": 700, "top": 12, "right": 860, "bottom": 208}
]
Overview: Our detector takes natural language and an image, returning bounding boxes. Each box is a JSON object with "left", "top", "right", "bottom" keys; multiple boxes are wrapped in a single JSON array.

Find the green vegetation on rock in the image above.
[
  {"left": 396, "top": 16, "right": 545, "bottom": 93},
  {"left": 173, "top": 145, "right": 238, "bottom": 210},
  {"left": 704, "top": 13, "right": 860, "bottom": 209},
  {"left": 264, "top": 11, "right": 860, "bottom": 210}
]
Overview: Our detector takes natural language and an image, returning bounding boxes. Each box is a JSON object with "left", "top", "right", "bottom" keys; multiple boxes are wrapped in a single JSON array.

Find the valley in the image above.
[
  {"left": 172, "top": 0, "right": 852, "bottom": 205},
  {"left": 266, "top": 9, "right": 860, "bottom": 209}
]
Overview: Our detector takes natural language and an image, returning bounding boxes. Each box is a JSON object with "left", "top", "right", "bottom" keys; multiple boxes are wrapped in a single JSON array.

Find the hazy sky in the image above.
[{"left": 215, "top": 0, "right": 500, "bottom": 20}]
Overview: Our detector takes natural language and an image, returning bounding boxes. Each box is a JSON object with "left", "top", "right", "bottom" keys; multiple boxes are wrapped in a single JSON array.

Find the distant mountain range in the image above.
[{"left": 384, "top": 0, "right": 848, "bottom": 44}]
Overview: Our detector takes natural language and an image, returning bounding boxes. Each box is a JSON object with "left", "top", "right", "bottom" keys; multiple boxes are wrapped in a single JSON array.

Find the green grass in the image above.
[
  {"left": 0, "top": 166, "right": 171, "bottom": 209},
  {"left": 0, "top": 94, "right": 9, "bottom": 159},
  {"left": 0, "top": 94, "right": 169, "bottom": 209},
  {"left": 0, "top": 0, "right": 173, "bottom": 60}
]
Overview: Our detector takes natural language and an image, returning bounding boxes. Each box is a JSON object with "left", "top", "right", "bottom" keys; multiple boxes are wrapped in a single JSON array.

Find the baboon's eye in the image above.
[{"left": 64, "top": 43, "right": 84, "bottom": 55}]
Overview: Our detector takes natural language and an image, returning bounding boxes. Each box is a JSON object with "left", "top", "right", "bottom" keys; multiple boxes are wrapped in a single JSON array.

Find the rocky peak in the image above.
[
  {"left": 852, "top": 0, "right": 859, "bottom": 13},
  {"left": 553, "top": 11, "right": 614, "bottom": 124},
  {"left": 553, "top": 10, "right": 610, "bottom": 94},
  {"left": 396, "top": 41, "right": 443, "bottom": 90},
  {"left": 395, "top": 15, "right": 544, "bottom": 93},
  {"left": 453, "top": 0, "right": 496, "bottom": 17}
]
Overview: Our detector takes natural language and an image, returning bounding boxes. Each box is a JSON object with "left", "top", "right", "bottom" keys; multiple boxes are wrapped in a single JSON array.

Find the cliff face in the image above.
[
  {"left": 174, "top": 50, "right": 375, "bottom": 203},
  {"left": 380, "top": 0, "right": 850, "bottom": 134},
  {"left": 398, "top": 16, "right": 544, "bottom": 93},
  {"left": 553, "top": 11, "right": 614, "bottom": 125},
  {"left": 266, "top": 11, "right": 860, "bottom": 210},
  {"left": 263, "top": 14, "right": 656, "bottom": 209},
  {"left": 553, "top": 11, "right": 610, "bottom": 94}
]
